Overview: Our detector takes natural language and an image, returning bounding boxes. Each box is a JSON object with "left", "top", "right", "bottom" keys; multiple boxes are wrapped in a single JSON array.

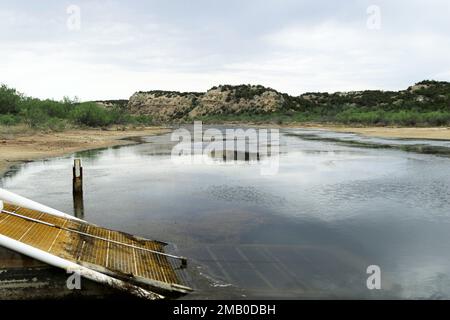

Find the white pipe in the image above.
[
  {"left": 0, "top": 232, "right": 164, "bottom": 300},
  {"left": 0, "top": 188, "right": 82, "bottom": 222}
]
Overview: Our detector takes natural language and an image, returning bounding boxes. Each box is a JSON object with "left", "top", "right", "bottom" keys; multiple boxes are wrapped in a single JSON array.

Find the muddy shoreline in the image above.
[
  {"left": 303, "top": 125, "right": 450, "bottom": 140},
  {"left": 2, "top": 124, "right": 450, "bottom": 178},
  {"left": 244, "top": 123, "right": 450, "bottom": 140},
  {"left": 0, "top": 127, "right": 170, "bottom": 177}
]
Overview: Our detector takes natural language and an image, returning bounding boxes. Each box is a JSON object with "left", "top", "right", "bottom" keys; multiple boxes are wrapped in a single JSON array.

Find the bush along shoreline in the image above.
[
  {"left": 0, "top": 84, "right": 153, "bottom": 131},
  {"left": 1, "top": 80, "right": 450, "bottom": 129}
]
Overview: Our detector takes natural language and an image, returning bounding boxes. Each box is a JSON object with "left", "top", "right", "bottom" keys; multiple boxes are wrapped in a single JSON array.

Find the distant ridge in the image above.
[{"left": 120, "top": 81, "right": 450, "bottom": 125}]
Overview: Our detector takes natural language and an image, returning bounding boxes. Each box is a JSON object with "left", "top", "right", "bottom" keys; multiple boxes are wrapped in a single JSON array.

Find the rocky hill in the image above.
[
  {"left": 124, "top": 81, "right": 450, "bottom": 124},
  {"left": 127, "top": 85, "right": 288, "bottom": 121}
]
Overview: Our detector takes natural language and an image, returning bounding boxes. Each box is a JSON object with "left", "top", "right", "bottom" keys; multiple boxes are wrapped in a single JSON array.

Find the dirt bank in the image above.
[
  {"left": 2, "top": 124, "right": 450, "bottom": 177},
  {"left": 258, "top": 123, "right": 450, "bottom": 140},
  {"left": 307, "top": 125, "right": 450, "bottom": 140},
  {"left": 213, "top": 122, "right": 450, "bottom": 140},
  {"left": 0, "top": 127, "right": 170, "bottom": 177}
]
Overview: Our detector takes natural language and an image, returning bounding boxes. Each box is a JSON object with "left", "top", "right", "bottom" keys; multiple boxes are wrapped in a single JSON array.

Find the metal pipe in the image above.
[{"left": 0, "top": 188, "right": 82, "bottom": 221}]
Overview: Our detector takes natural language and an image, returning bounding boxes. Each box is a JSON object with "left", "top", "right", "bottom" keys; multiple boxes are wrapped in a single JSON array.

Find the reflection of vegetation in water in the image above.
[
  {"left": 0, "top": 163, "right": 23, "bottom": 183},
  {"left": 73, "top": 136, "right": 145, "bottom": 160},
  {"left": 286, "top": 132, "right": 450, "bottom": 156},
  {"left": 208, "top": 150, "right": 261, "bottom": 162},
  {"left": 73, "top": 148, "right": 106, "bottom": 160}
]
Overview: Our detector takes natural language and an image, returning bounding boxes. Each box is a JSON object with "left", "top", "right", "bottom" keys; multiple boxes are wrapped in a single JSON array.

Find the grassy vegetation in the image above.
[
  {"left": 2, "top": 80, "right": 450, "bottom": 128},
  {"left": 334, "top": 109, "right": 450, "bottom": 126},
  {"left": 194, "top": 110, "right": 450, "bottom": 126},
  {"left": 0, "top": 84, "right": 153, "bottom": 131}
]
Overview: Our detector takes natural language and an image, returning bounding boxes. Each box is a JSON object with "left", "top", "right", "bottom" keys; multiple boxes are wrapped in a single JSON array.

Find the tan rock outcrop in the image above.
[{"left": 127, "top": 85, "right": 285, "bottom": 121}]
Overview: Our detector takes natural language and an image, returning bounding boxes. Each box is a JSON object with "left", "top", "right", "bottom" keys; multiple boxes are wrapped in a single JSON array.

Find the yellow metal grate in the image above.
[{"left": 0, "top": 202, "right": 189, "bottom": 294}]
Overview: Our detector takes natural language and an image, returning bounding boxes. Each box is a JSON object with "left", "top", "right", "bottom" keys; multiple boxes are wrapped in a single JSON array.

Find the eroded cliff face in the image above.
[
  {"left": 190, "top": 86, "right": 284, "bottom": 117},
  {"left": 127, "top": 91, "right": 201, "bottom": 121},
  {"left": 127, "top": 85, "right": 285, "bottom": 121}
]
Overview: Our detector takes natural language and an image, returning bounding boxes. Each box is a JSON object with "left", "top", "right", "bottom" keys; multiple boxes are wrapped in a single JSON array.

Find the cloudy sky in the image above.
[{"left": 1, "top": 0, "right": 449, "bottom": 100}]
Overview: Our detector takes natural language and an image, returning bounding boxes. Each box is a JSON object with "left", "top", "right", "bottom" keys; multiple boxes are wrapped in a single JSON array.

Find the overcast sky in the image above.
[{"left": 1, "top": 0, "right": 449, "bottom": 100}]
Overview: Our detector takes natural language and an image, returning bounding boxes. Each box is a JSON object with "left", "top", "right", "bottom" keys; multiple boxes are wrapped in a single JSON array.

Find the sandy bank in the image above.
[
  {"left": 217, "top": 122, "right": 450, "bottom": 140},
  {"left": 0, "top": 127, "right": 170, "bottom": 177},
  {"left": 2, "top": 124, "right": 450, "bottom": 178},
  {"left": 303, "top": 125, "right": 450, "bottom": 140}
]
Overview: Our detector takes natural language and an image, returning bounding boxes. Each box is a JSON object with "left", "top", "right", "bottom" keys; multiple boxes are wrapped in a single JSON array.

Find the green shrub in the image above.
[
  {"left": 0, "top": 114, "right": 20, "bottom": 126},
  {"left": 0, "top": 85, "right": 21, "bottom": 114},
  {"left": 19, "top": 104, "right": 50, "bottom": 127},
  {"left": 70, "top": 103, "right": 115, "bottom": 127},
  {"left": 422, "top": 111, "right": 450, "bottom": 126},
  {"left": 132, "top": 115, "right": 154, "bottom": 125}
]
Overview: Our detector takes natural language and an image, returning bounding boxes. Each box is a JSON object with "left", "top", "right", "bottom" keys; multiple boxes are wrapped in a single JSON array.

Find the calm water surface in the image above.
[{"left": 2, "top": 127, "right": 450, "bottom": 299}]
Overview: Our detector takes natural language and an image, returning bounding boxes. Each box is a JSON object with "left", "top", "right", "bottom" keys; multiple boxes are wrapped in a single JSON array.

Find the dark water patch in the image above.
[{"left": 286, "top": 132, "right": 450, "bottom": 156}]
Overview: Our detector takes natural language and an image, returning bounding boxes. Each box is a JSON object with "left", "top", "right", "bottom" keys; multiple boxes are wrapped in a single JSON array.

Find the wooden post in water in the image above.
[
  {"left": 73, "top": 159, "right": 83, "bottom": 194},
  {"left": 72, "top": 159, "right": 84, "bottom": 219}
]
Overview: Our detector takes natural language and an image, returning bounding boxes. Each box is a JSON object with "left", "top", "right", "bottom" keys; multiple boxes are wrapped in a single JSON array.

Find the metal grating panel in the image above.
[{"left": 0, "top": 202, "right": 190, "bottom": 295}]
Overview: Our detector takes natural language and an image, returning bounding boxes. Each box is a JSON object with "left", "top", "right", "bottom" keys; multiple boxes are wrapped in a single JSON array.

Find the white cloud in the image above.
[
  {"left": 0, "top": 0, "right": 449, "bottom": 99},
  {"left": 242, "top": 21, "right": 450, "bottom": 93}
]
